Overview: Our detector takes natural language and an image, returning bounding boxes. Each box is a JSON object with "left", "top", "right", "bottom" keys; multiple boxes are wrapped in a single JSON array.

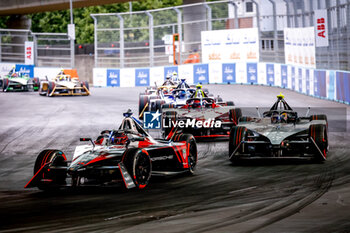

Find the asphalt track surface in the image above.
[{"left": 0, "top": 85, "right": 349, "bottom": 233}]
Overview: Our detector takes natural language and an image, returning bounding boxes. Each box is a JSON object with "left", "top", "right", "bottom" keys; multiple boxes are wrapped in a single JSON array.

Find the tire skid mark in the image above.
[{"left": 186, "top": 167, "right": 335, "bottom": 233}]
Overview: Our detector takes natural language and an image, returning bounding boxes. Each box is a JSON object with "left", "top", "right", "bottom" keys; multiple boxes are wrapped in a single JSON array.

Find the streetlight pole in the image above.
[{"left": 69, "top": 0, "right": 75, "bottom": 68}]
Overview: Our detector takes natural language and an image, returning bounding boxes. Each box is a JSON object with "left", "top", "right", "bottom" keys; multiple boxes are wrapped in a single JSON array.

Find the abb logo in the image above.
[
  {"left": 314, "top": 9, "right": 328, "bottom": 47},
  {"left": 316, "top": 18, "right": 326, "bottom": 38},
  {"left": 26, "top": 47, "right": 32, "bottom": 59}
]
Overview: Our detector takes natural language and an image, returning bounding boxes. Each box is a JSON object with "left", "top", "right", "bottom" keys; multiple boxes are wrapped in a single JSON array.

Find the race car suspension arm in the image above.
[
  {"left": 229, "top": 141, "right": 244, "bottom": 160},
  {"left": 310, "top": 137, "right": 327, "bottom": 161},
  {"left": 139, "top": 102, "right": 149, "bottom": 119}
]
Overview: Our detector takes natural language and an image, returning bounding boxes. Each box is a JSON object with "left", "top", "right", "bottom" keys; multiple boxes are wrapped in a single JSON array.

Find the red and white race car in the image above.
[
  {"left": 25, "top": 110, "right": 197, "bottom": 191},
  {"left": 162, "top": 96, "right": 242, "bottom": 140}
]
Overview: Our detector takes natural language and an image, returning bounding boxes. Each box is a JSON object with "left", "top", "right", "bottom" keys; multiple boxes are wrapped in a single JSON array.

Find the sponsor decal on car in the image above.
[
  {"left": 163, "top": 118, "right": 222, "bottom": 129},
  {"left": 143, "top": 110, "right": 162, "bottom": 129}
]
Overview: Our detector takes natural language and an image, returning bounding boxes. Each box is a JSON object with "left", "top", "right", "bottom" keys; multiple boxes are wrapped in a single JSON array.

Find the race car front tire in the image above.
[
  {"left": 229, "top": 126, "right": 247, "bottom": 164},
  {"left": 229, "top": 108, "right": 242, "bottom": 125},
  {"left": 33, "top": 77, "right": 40, "bottom": 91},
  {"left": 123, "top": 149, "right": 152, "bottom": 189},
  {"left": 162, "top": 103, "right": 175, "bottom": 109},
  {"left": 310, "top": 114, "right": 328, "bottom": 130},
  {"left": 48, "top": 81, "right": 55, "bottom": 97},
  {"left": 239, "top": 116, "right": 253, "bottom": 123},
  {"left": 226, "top": 101, "right": 235, "bottom": 106},
  {"left": 34, "top": 150, "right": 67, "bottom": 191},
  {"left": 2, "top": 78, "right": 9, "bottom": 91},
  {"left": 81, "top": 81, "right": 89, "bottom": 92},
  {"left": 151, "top": 99, "right": 165, "bottom": 112}
]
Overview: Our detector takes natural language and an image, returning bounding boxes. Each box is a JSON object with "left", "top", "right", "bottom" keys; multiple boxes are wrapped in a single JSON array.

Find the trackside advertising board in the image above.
[
  {"left": 92, "top": 62, "right": 350, "bottom": 105},
  {"left": 201, "top": 28, "right": 259, "bottom": 63}
]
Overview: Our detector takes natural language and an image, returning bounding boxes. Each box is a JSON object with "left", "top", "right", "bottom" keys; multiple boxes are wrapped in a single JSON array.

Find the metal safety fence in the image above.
[
  {"left": 0, "top": 29, "right": 73, "bottom": 67},
  {"left": 91, "top": 0, "right": 350, "bottom": 71}
]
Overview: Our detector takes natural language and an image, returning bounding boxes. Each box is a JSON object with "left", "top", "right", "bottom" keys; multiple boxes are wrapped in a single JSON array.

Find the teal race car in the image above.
[
  {"left": 1, "top": 67, "right": 40, "bottom": 92},
  {"left": 229, "top": 93, "right": 328, "bottom": 163}
]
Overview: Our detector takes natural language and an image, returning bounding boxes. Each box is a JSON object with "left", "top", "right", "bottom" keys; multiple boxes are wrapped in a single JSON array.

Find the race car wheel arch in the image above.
[
  {"left": 123, "top": 148, "right": 152, "bottom": 189},
  {"left": 229, "top": 126, "right": 247, "bottom": 163},
  {"left": 309, "top": 124, "right": 328, "bottom": 161},
  {"left": 34, "top": 149, "right": 68, "bottom": 190},
  {"left": 173, "top": 133, "right": 197, "bottom": 174},
  {"left": 229, "top": 108, "right": 242, "bottom": 125}
]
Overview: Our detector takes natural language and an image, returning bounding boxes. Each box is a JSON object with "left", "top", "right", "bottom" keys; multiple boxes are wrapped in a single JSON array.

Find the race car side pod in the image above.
[{"left": 139, "top": 102, "right": 149, "bottom": 119}]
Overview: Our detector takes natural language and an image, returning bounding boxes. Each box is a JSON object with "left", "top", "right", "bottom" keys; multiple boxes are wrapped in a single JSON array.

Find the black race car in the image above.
[
  {"left": 229, "top": 93, "right": 328, "bottom": 163},
  {"left": 25, "top": 110, "right": 197, "bottom": 191}
]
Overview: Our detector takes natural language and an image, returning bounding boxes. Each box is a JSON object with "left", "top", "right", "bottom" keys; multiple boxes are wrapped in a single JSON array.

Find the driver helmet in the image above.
[
  {"left": 112, "top": 132, "right": 128, "bottom": 145},
  {"left": 172, "top": 71, "right": 178, "bottom": 81},
  {"left": 281, "top": 112, "right": 288, "bottom": 123},
  {"left": 178, "top": 90, "right": 186, "bottom": 98},
  {"left": 271, "top": 112, "right": 282, "bottom": 124},
  {"left": 192, "top": 99, "right": 201, "bottom": 108}
]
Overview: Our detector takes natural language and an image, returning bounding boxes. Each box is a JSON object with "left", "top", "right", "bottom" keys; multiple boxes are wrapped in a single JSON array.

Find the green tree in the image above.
[{"left": 27, "top": 0, "right": 182, "bottom": 44}]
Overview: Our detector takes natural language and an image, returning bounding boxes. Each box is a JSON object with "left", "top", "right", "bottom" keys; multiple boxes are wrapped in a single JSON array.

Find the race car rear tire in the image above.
[
  {"left": 33, "top": 77, "right": 40, "bottom": 91},
  {"left": 203, "top": 88, "right": 209, "bottom": 95},
  {"left": 226, "top": 101, "right": 235, "bottom": 106},
  {"left": 48, "top": 81, "right": 55, "bottom": 97},
  {"left": 162, "top": 111, "right": 178, "bottom": 138},
  {"left": 310, "top": 114, "right": 328, "bottom": 129},
  {"left": 123, "top": 149, "right": 152, "bottom": 189},
  {"left": 151, "top": 99, "right": 165, "bottom": 112},
  {"left": 2, "top": 78, "right": 9, "bottom": 91},
  {"left": 34, "top": 150, "right": 67, "bottom": 191},
  {"left": 309, "top": 124, "right": 328, "bottom": 162},
  {"left": 162, "top": 103, "right": 175, "bottom": 109},
  {"left": 81, "top": 81, "right": 89, "bottom": 92},
  {"left": 173, "top": 134, "right": 197, "bottom": 174},
  {"left": 239, "top": 116, "right": 253, "bottom": 123},
  {"left": 139, "top": 95, "right": 150, "bottom": 119},
  {"left": 215, "top": 96, "right": 223, "bottom": 103},
  {"left": 229, "top": 126, "right": 247, "bottom": 164},
  {"left": 229, "top": 108, "right": 242, "bottom": 125}
]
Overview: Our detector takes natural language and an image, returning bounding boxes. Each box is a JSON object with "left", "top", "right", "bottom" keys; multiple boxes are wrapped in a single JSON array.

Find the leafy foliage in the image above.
[{"left": 27, "top": 0, "right": 182, "bottom": 44}]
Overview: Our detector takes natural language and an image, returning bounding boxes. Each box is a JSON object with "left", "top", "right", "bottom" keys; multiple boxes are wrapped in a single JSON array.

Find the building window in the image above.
[{"left": 246, "top": 2, "right": 253, "bottom": 13}]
